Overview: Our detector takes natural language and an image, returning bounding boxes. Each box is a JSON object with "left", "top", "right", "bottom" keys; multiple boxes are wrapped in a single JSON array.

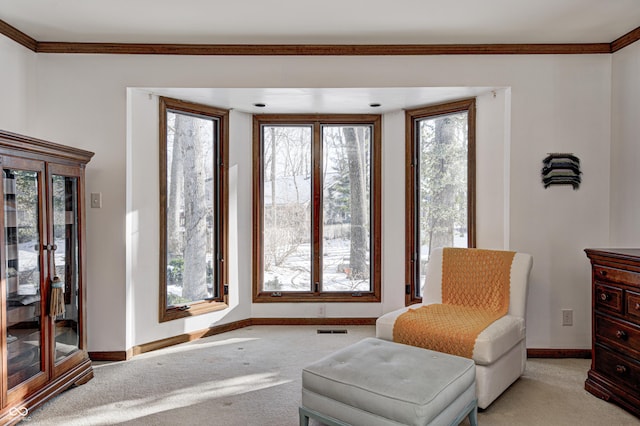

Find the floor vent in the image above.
[{"left": 317, "top": 329, "right": 348, "bottom": 334}]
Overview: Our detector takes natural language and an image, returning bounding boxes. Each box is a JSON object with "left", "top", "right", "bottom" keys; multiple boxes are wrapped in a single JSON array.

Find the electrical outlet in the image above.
[
  {"left": 317, "top": 304, "right": 326, "bottom": 318},
  {"left": 562, "top": 309, "right": 573, "bottom": 326}
]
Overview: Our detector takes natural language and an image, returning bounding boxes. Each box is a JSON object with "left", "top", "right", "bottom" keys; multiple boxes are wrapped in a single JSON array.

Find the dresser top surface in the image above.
[{"left": 586, "top": 248, "right": 640, "bottom": 260}]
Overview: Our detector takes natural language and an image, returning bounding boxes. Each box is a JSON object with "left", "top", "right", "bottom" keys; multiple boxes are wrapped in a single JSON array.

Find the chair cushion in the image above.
[
  {"left": 302, "top": 337, "right": 476, "bottom": 426},
  {"left": 376, "top": 308, "right": 525, "bottom": 365}
]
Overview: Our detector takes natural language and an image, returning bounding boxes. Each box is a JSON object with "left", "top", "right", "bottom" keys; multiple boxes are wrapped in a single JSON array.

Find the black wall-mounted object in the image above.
[{"left": 542, "top": 153, "right": 581, "bottom": 189}]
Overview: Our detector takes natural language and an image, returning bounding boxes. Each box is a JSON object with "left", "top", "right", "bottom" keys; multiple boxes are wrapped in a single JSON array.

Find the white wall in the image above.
[
  {"left": 127, "top": 91, "right": 253, "bottom": 346},
  {"left": 0, "top": 37, "right": 36, "bottom": 134},
  {"left": 611, "top": 42, "right": 640, "bottom": 245},
  {"left": 380, "top": 110, "right": 407, "bottom": 313},
  {"left": 508, "top": 56, "right": 612, "bottom": 349},
  {"left": 1, "top": 45, "right": 613, "bottom": 351},
  {"left": 476, "top": 89, "right": 510, "bottom": 250}
]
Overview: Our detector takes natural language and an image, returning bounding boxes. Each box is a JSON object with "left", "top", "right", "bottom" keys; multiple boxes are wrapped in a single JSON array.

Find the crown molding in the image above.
[
  {"left": 0, "top": 19, "right": 37, "bottom": 51},
  {"left": 0, "top": 19, "right": 638, "bottom": 56},
  {"left": 34, "top": 41, "right": 612, "bottom": 55},
  {"left": 611, "top": 26, "right": 640, "bottom": 52}
]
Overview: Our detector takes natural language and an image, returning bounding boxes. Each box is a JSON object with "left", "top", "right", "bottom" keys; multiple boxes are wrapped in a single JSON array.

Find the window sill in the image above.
[
  {"left": 160, "top": 300, "right": 228, "bottom": 322},
  {"left": 253, "top": 292, "right": 381, "bottom": 303}
]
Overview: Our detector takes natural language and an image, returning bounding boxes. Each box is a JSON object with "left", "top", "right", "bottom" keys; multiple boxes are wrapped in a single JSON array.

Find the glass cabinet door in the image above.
[
  {"left": 3, "top": 166, "right": 44, "bottom": 390},
  {"left": 50, "top": 174, "right": 80, "bottom": 362}
]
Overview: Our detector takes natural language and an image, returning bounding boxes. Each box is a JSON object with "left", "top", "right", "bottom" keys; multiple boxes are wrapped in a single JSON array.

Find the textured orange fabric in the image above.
[
  {"left": 393, "top": 248, "right": 516, "bottom": 358},
  {"left": 441, "top": 248, "right": 514, "bottom": 310}
]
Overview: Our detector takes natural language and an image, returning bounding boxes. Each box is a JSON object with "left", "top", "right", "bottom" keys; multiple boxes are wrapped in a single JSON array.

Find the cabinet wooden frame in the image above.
[
  {"left": 405, "top": 99, "right": 476, "bottom": 305},
  {"left": 0, "top": 130, "right": 93, "bottom": 424},
  {"left": 252, "top": 114, "right": 382, "bottom": 303},
  {"left": 158, "top": 97, "right": 229, "bottom": 322}
]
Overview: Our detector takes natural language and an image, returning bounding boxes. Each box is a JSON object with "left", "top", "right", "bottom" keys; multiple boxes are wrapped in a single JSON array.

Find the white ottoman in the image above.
[{"left": 300, "top": 338, "right": 477, "bottom": 426}]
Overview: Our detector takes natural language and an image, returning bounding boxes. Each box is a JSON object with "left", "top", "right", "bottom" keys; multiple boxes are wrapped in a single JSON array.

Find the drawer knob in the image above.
[
  {"left": 615, "top": 365, "right": 627, "bottom": 374},
  {"left": 635, "top": 302, "right": 640, "bottom": 311},
  {"left": 600, "top": 292, "right": 610, "bottom": 301},
  {"left": 616, "top": 330, "right": 627, "bottom": 340},
  {"left": 600, "top": 270, "right": 607, "bottom": 277}
]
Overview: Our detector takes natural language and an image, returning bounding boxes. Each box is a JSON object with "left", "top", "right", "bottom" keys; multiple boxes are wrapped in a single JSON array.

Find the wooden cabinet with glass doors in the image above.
[{"left": 0, "top": 130, "right": 93, "bottom": 424}]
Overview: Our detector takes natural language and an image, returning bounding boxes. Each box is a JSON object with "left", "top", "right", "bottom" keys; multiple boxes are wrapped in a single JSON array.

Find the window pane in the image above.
[
  {"left": 52, "top": 175, "right": 80, "bottom": 361},
  {"left": 322, "top": 125, "right": 372, "bottom": 292},
  {"left": 262, "top": 126, "right": 312, "bottom": 292},
  {"left": 4, "top": 169, "right": 42, "bottom": 388},
  {"left": 417, "top": 112, "right": 468, "bottom": 297},
  {"left": 165, "top": 111, "right": 216, "bottom": 307}
]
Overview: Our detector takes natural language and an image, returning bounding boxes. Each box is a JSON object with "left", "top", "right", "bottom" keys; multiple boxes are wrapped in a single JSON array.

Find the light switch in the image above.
[{"left": 90, "top": 192, "right": 102, "bottom": 208}]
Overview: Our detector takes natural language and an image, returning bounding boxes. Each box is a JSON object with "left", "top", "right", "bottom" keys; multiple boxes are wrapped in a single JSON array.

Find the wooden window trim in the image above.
[
  {"left": 252, "top": 114, "right": 381, "bottom": 303},
  {"left": 158, "top": 97, "right": 229, "bottom": 322},
  {"left": 405, "top": 99, "right": 476, "bottom": 305}
]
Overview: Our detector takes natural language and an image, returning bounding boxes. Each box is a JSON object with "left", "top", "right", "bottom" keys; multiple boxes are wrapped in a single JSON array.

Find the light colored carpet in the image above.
[{"left": 26, "top": 326, "right": 638, "bottom": 425}]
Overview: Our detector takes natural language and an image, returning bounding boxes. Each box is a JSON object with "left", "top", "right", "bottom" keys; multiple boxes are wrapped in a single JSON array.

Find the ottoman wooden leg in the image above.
[
  {"left": 450, "top": 398, "right": 478, "bottom": 426},
  {"left": 299, "top": 406, "right": 310, "bottom": 426},
  {"left": 469, "top": 404, "right": 478, "bottom": 426},
  {"left": 299, "top": 406, "right": 350, "bottom": 426}
]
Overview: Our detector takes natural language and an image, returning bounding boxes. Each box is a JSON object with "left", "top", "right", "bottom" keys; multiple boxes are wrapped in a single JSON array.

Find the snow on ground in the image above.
[{"left": 264, "top": 237, "right": 370, "bottom": 292}]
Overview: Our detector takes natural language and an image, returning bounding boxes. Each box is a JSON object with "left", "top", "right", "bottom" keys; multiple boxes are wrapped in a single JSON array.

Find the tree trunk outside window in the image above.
[
  {"left": 168, "top": 116, "right": 184, "bottom": 257},
  {"left": 177, "top": 115, "right": 209, "bottom": 301},
  {"left": 428, "top": 117, "right": 456, "bottom": 252},
  {"left": 342, "top": 127, "right": 369, "bottom": 280}
]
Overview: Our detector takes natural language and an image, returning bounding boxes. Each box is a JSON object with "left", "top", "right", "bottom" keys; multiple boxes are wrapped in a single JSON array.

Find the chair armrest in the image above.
[{"left": 376, "top": 306, "right": 412, "bottom": 340}]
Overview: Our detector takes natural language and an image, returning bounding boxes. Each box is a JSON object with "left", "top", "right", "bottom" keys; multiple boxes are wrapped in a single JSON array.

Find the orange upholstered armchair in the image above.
[{"left": 376, "top": 247, "right": 533, "bottom": 409}]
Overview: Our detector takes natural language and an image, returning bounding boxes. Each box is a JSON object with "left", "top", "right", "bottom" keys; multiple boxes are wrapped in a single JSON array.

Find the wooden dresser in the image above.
[{"left": 585, "top": 248, "right": 640, "bottom": 418}]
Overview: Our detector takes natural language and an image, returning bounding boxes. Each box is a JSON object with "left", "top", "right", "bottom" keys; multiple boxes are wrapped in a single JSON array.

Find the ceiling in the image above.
[
  {"left": 1, "top": 0, "right": 639, "bottom": 45},
  {"left": 146, "top": 87, "right": 496, "bottom": 114},
  {"left": 2, "top": 1, "right": 638, "bottom": 114}
]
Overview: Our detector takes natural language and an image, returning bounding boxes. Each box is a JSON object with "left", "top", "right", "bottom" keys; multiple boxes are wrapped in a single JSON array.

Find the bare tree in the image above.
[
  {"left": 264, "top": 127, "right": 311, "bottom": 270},
  {"left": 342, "top": 127, "right": 369, "bottom": 280},
  {"left": 167, "top": 117, "right": 184, "bottom": 257},
  {"left": 176, "top": 115, "right": 209, "bottom": 301},
  {"left": 428, "top": 117, "right": 455, "bottom": 250}
]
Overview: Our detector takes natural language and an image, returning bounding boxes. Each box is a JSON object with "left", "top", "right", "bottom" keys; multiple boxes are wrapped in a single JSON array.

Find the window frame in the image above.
[
  {"left": 252, "top": 114, "right": 381, "bottom": 303},
  {"left": 405, "top": 99, "right": 476, "bottom": 305},
  {"left": 158, "top": 96, "right": 229, "bottom": 322}
]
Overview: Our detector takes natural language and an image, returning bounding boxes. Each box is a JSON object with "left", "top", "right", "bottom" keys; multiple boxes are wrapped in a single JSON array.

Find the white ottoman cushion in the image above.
[{"left": 302, "top": 338, "right": 476, "bottom": 426}]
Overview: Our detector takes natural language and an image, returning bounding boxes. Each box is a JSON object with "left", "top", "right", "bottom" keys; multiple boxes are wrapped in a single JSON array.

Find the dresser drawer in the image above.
[
  {"left": 595, "top": 345, "right": 640, "bottom": 392},
  {"left": 596, "top": 314, "right": 640, "bottom": 356},
  {"left": 628, "top": 291, "right": 640, "bottom": 321},
  {"left": 595, "top": 283, "right": 623, "bottom": 314},
  {"left": 594, "top": 265, "right": 640, "bottom": 287}
]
